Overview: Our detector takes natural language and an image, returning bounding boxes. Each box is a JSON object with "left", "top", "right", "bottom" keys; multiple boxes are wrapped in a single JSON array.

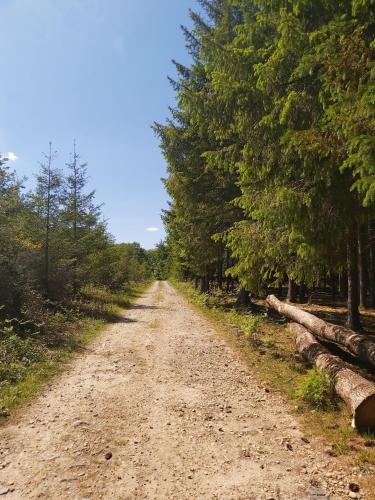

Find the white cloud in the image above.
[
  {"left": 146, "top": 227, "right": 159, "bottom": 233},
  {"left": 6, "top": 152, "right": 18, "bottom": 161}
]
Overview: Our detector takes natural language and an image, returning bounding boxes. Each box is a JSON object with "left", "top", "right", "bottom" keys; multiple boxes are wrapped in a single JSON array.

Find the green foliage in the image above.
[
  {"left": 228, "top": 310, "right": 261, "bottom": 345},
  {"left": 157, "top": 0, "right": 375, "bottom": 308},
  {"left": 0, "top": 317, "right": 44, "bottom": 385},
  {"left": 0, "top": 147, "right": 151, "bottom": 310},
  {"left": 297, "top": 368, "right": 334, "bottom": 410},
  {"left": 88, "top": 242, "right": 151, "bottom": 290},
  {"left": 147, "top": 241, "right": 171, "bottom": 280}
]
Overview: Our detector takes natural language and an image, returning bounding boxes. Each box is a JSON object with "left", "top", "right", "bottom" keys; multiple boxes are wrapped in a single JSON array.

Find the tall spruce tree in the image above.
[
  {"left": 158, "top": 0, "right": 375, "bottom": 329},
  {"left": 32, "top": 142, "right": 62, "bottom": 296},
  {"left": 62, "top": 142, "right": 104, "bottom": 294}
]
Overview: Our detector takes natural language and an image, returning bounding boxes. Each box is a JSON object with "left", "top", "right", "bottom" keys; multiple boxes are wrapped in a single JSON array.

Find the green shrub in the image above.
[
  {"left": 297, "top": 368, "right": 333, "bottom": 410},
  {"left": 0, "top": 332, "right": 45, "bottom": 384},
  {"left": 228, "top": 310, "right": 261, "bottom": 345}
]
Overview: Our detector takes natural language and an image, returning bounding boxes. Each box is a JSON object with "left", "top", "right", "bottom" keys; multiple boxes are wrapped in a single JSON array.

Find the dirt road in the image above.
[{"left": 0, "top": 282, "right": 365, "bottom": 499}]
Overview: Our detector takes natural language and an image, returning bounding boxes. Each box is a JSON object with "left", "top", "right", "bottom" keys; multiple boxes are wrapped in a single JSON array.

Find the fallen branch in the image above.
[
  {"left": 291, "top": 323, "right": 375, "bottom": 430},
  {"left": 266, "top": 294, "right": 375, "bottom": 369}
]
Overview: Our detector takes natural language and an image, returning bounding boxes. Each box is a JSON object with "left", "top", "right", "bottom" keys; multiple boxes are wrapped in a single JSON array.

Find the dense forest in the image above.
[{"left": 156, "top": 0, "right": 375, "bottom": 331}]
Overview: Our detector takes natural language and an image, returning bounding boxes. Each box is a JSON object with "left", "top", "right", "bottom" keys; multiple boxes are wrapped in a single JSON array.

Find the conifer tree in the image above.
[
  {"left": 158, "top": 0, "right": 375, "bottom": 329},
  {"left": 32, "top": 142, "right": 62, "bottom": 296},
  {"left": 0, "top": 155, "right": 26, "bottom": 309},
  {"left": 62, "top": 142, "right": 104, "bottom": 294}
]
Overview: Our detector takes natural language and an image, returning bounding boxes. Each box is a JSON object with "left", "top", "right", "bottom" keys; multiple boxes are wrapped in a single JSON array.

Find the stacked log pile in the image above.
[{"left": 266, "top": 295, "right": 375, "bottom": 431}]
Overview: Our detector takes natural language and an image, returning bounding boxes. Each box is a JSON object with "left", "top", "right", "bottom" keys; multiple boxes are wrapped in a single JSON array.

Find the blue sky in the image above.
[{"left": 0, "top": 0, "right": 198, "bottom": 248}]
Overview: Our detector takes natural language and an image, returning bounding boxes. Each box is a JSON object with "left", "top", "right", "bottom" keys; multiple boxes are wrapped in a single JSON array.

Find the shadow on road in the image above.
[{"left": 128, "top": 304, "right": 160, "bottom": 311}]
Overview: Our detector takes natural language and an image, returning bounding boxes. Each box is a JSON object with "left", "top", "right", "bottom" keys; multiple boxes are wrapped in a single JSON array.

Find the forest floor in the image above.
[{"left": 0, "top": 281, "right": 371, "bottom": 499}]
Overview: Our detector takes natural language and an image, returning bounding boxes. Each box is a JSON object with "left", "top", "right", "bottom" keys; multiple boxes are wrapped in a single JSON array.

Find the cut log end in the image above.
[
  {"left": 290, "top": 322, "right": 375, "bottom": 431},
  {"left": 355, "top": 394, "right": 375, "bottom": 431}
]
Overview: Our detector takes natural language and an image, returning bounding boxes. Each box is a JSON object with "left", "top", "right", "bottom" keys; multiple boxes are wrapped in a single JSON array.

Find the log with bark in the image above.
[
  {"left": 266, "top": 294, "right": 375, "bottom": 369},
  {"left": 291, "top": 323, "right": 375, "bottom": 430}
]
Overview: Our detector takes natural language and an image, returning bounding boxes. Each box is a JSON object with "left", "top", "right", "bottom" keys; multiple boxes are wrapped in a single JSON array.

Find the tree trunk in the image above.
[
  {"left": 347, "top": 236, "right": 361, "bottom": 330},
  {"left": 330, "top": 273, "right": 337, "bottom": 302},
  {"left": 200, "top": 276, "right": 208, "bottom": 293},
  {"left": 217, "top": 261, "right": 223, "bottom": 290},
  {"left": 236, "top": 288, "right": 250, "bottom": 307},
  {"left": 266, "top": 294, "right": 375, "bottom": 368},
  {"left": 299, "top": 283, "right": 308, "bottom": 303},
  {"left": 368, "top": 222, "right": 375, "bottom": 308},
  {"left": 291, "top": 323, "right": 375, "bottom": 431},
  {"left": 358, "top": 225, "right": 367, "bottom": 308},
  {"left": 287, "top": 278, "right": 297, "bottom": 302},
  {"left": 339, "top": 271, "right": 348, "bottom": 298}
]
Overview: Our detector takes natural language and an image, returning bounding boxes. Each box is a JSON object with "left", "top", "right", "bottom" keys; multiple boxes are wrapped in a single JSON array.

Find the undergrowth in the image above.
[
  {"left": 228, "top": 310, "right": 262, "bottom": 346},
  {"left": 296, "top": 368, "right": 335, "bottom": 410}
]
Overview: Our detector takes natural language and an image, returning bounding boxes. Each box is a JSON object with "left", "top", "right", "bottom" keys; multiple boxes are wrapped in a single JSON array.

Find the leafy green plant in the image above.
[
  {"left": 0, "top": 325, "right": 45, "bottom": 385},
  {"left": 228, "top": 310, "right": 261, "bottom": 346},
  {"left": 296, "top": 368, "right": 334, "bottom": 410}
]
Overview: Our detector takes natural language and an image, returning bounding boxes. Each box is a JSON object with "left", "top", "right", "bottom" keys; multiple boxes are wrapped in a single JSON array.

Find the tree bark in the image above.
[
  {"left": 347, "top": 236, "right": 361, "bottom": 329},
  {"left": 339, "top": 271, "right": 348, "bottom": 298},
  {"left": 217, "top": 261, "right": 223, "bottom": 290},
  {"left": 358, "top": 225, "right": 367, "bottom": 308},
  {"left": 236, "top": 288, "right": 250, "bottom": 307},
  {"left": 299, "top": 283, "right": 308, "bottom": 303},
  {"left": 200, "top": 276, "right": 208, "bottom": 293},
  {"left": 287, "top": 278, "right": 297, "bottom": 302},
  {"left": 266, "top": 294, "right": 375, "bottom": 368},
  {"left": 290, "top": 323, "right": 375, "bottom": 431},
  {"left": 330, "top": 273, "right": 337, "bottom": 302},
  {"left": 368, "top": 221, "right": 375, "bottom": 308}
]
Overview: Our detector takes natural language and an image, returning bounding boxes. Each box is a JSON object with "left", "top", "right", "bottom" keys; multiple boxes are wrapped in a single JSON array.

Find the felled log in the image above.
[
  {"left": 291, "top": 323, "right": 375, "bottom": 430},
  {"left": 266, "top": 294, "right": 375, "bottom": 369}
]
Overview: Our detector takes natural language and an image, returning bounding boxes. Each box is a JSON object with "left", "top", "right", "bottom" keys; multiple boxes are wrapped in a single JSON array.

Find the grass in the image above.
[
  {"left": 0, "top": 282, "right": 151, "bottom": 420},
  {"left": 173, "top": 280, "right": 375, "bottom": 488}
]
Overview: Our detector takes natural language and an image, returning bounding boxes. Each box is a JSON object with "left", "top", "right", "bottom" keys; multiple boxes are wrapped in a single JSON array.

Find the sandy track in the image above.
[{"left": 0, "top": 282, "right": 365, "bottom": 499}]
